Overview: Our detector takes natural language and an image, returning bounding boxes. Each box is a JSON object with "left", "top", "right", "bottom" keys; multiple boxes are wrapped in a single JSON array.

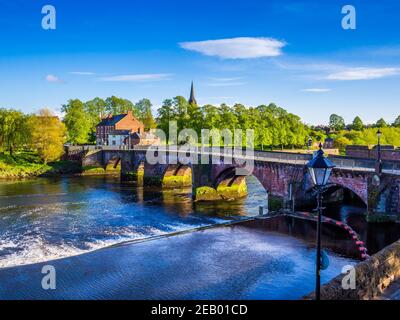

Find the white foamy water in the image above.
[{"left": 0, "top": 176, "right": 263, "bottom": 269}]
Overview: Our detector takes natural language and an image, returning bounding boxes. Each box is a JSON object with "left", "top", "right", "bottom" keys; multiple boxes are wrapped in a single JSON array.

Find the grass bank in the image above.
[{"left": 0, "top": 152, "right": 81, "bottom": 179}]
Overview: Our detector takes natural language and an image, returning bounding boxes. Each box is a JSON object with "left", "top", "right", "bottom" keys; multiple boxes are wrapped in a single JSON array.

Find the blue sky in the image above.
[{"left": 0, "top": 0, "right": 399, "bottom": 124}]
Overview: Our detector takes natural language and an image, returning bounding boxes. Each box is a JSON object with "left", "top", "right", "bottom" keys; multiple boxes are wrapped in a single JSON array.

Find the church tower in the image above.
[{"left": 188, "top": 81, "right": 197, "bottom": 105}]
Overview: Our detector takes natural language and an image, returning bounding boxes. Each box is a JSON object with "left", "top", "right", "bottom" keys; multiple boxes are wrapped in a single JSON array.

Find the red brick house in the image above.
[{"left": 96, "top": 110, "right": 144, "bottom": 145}]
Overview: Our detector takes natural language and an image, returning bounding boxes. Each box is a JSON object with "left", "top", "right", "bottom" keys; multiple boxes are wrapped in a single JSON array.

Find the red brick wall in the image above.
[
  {"left": 346, "top": 146, "right": 400, "bottom": 161},
  {"left": 115, "top": 111, "right": 145, "bottom": 133},
  {"left": 329, "top": 172, "right": 369, "bottom": 205}
]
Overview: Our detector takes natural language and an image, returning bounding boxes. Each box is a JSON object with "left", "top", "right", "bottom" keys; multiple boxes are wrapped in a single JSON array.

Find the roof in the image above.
[
  {"left": 109, "top": 130, "right": 131, "bottom": 135},
  {"left": 96, "top": 114, "right": 127, "bottom": 127},
  {"left": 188, "top": 81, "right": 197, "bottom": 105}
]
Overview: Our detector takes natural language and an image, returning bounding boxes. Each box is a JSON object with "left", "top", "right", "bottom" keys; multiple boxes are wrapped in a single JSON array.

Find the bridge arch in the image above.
[
  {"left": 162, "top": 164, "right": 192, "bottom": 188},
  {"left": 319, "top": 184, "right": 368, "bottom": 208},
  {"left": 105, "top": 156, "right": 121, "bottom": 172}
]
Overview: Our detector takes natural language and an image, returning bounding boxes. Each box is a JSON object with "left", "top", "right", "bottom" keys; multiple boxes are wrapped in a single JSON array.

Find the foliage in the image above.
[
  {"left": 157, "top": 100, "right": 310, "bottom": 149},
  {"left": 331, "top": 127, "right": 400, "bottom": 152},
  {"left": 376, "top": 118, "right": 388, "bottom": 128},
  {"left": 393, "top": 115, "right": 400, "bottom": 128},
  {"left": 62, "top": 99, "right": 91, "bottom": 144},
  {"left": 136, "top": 98, "right": 157, "bottom": 130},
  {"left": 0, "top": 108, "right": 31, "bottom": 155},
  {"left": 104, "top": 96, "right": 137, "bottom": 115},
  {"left": 329, "top": 114, "right": 345, "bottom": 131},
  {"left": 0, "top": 152, "right": 79, "bottom": 178},
  {"left": 351, "top": 116, "right": 364, "bottom": 131},
  {"left": 30, "top": 109, "right": 66, "bottom": 162}
]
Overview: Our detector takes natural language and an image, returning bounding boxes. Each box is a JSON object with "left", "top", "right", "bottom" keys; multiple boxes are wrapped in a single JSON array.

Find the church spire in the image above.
[{"left": 188, "top": 81, "right": 197, "bottom": 105}]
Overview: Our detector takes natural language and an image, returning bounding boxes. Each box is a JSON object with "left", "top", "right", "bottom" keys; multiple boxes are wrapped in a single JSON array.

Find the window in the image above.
[{"left": 112, "top": 141, "right": 116, "bottom": 146}]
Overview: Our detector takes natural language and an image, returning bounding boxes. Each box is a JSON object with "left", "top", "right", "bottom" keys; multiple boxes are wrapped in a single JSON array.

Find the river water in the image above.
[
  {"left": 0, "top": 176, "right": 268, "bottom": 269},
  {"left": 0, "top": 175, "right": 367, "bottom": 299}
]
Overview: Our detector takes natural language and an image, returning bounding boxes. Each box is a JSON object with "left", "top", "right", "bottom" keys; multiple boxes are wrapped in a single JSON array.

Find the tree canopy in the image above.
[{"left": 329, "top": 114, "right": 345, "bottom": 131}]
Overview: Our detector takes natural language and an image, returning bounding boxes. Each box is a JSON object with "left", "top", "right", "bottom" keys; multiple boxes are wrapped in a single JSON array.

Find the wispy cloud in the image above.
[
  {"left": 69, "top": 71, "right": 95, "bottom": 75},
  {"left": 99, "top": 73, "right": 172, "bottom": 82},
  {"left": 206, "top": 77, "right": 246, "bottom": 87},
  {"left": 45, "top": 74, "right": 63, "bottom": 83},
  {"left": 302, "top": 88, "right": 331, "bottom": 93},
  {"left": 327, "top": 67, "right": 400, "bottom": 81},
  {"left": 179, "top": 37, "right": 286, "bottom": 59}
]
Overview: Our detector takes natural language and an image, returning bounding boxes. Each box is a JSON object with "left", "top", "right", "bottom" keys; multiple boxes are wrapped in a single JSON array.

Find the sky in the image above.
[{"left": 0, "top": 0, "right": 399, "bottom": 125}]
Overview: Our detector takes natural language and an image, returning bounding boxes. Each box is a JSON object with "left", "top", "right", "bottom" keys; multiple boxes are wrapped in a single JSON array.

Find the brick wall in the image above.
[
  {"left": 346, "top": 145, "right": 400, "bottom": 161},
  {"left": 115, "top": 110, "right": 144, "bottom": 133}
]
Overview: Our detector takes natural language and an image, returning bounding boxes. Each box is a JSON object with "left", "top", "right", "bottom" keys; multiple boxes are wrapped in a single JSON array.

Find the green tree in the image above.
[
  {"left": 0, "top": 109, "right": 30, "bottom": 155},
  {"left": 105, "top": 96, "right": 136, "bottom": 115},
  {"left": 351, "top": 116, "right": 364, "bottom": 131},
  {"left": 393, "top": 115, "right": 400, "bottom": 128},
  {"left": 62, "top": 99, "right": 91, "bottom": 144},
  {"left": 329, "top": 114, "right": 345, "bottom": 131},
  {"left": 172, "top": 96, "right": 189, "bottom": 133},
  {"left": 30, "top": 109, "right": 66, "bottom": 162},
  {"left": 376, "top": 118, "right": 388, "bottom": 128},
  {"left": 84, "top": 97, "right": 106, "bottom": 142},
  {"left": 334, "top": 136, "right": 352, "bottom": 153},
  {"left": 157, "top": 99, "right": 175, "bottom": 143},
  {"left": 201, "top": 104, "right": 221, "bottom": 130},
  {"left": 136, "top": 99, "right": 157, "bottom": 130}
]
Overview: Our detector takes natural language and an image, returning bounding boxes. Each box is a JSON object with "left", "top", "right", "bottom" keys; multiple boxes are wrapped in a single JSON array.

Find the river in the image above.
[
  {"left": 0, "top": 175, "right": 268, "bottom": 269},
  {"left": 0, "top": 175, "right": 393, "bottom": 299}
]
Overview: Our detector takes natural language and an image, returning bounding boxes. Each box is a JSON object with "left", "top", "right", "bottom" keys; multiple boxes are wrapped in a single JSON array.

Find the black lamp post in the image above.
[
  {"left": 376, "top": 129, "right": 382, "bottom": 175},
  {"left": 306, "top": 143, "right": 335, "bottom": 300}
]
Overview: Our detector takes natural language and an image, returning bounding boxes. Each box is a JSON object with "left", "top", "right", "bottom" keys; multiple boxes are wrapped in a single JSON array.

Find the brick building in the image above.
[{"left": 96, "top": 110, "right": 144, "bottom": 145}]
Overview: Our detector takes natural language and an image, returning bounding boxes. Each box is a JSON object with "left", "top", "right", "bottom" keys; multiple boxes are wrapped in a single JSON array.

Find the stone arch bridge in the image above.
[{"left": 76, "top": 146, "right": 400, "bottom": 214}]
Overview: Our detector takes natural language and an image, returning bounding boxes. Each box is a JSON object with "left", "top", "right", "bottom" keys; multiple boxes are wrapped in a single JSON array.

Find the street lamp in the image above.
[
  {"left": 376, "top": 129, "right": 382, "bottom": 175},
  {"left": 306, "top": 143, "right": 335, "bottom": 300}
]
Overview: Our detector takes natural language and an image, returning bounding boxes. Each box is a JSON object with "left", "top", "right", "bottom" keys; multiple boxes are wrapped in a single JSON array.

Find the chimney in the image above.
[{"left": 127, "top": 110, "right": 132, "bottom": 117}]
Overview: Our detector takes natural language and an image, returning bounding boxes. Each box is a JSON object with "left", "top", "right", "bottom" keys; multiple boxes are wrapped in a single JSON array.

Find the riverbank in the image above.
[{"left": 0, "top": 152, "right": 81, "bottom": 178}]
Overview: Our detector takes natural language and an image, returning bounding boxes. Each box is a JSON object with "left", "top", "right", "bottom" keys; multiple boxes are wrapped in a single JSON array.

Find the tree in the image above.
[
  {"left": 136, "top": 99, "right": 157, "bottom": 130},
  {"left": 351, "top": 116, "right": 364, "bottom": 131},
  {"left": 104, "top": 96, "right": 136, "bottom": 115},
  {"left": 172, "top": 96, "right": 189, "bottom": 133},
  {"left": 29, "top": 109, "right": 66, "bottom": 162},
  {"left": 334, "top": 136, "right": 352, "bottom": 153},
  {"left": 0, "top": 109, "right": 30, "bottom": 155},
  {"left": 62, "top": 99, "right": 91, "bottom": 144},
  {"left": 84, "top": 97, "right": 106, "bottom": 143},
  {"left": 157, "top": 99, "right": 175, "bottom": 143},
  {"left": 329, "top": 114, "right": 345, "bottom": 131},
  {"left": 393, "top": 115, "right": 400, "bottom": 128},
  {"left": 376, "top": 118, "right": 388, "bottom": 128}
]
